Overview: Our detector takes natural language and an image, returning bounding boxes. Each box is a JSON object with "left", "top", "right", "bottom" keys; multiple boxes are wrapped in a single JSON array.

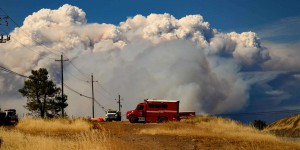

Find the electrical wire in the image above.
[
  {"left": 0, "top": 8, "right": 92, "bottom": 82},
  {"left": 0, "top": 8, "right": 111, "bottom": 114},
  {"left": 68, "top": 60, "right": 90, "bottom": 79},
  {"left": 0, "top": 28, "right": 57, "bottom": 60},
  {"left": 63, "top": 83, "right": 107, "bottom": 112},
  {"left": 96, "top": 82, "right": 115, "bottom": 99},
  {"left": 0, "top": 7, "right": 60, "bottom": 57},
  {"left": 0, "top": 65, "right": 111, "bottom": 114},
  {"left": 64, "top": 68, "right": 88, "bottom": 82},
  {"left": 1, "top": 8, "right": 115, "bottom": 101},
  {"left": 0, "top": 65, "right": 28, "bottom": 78}
]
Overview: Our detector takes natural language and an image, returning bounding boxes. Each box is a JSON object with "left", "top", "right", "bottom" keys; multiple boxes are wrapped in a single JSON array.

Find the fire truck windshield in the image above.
[{"left": 136, "top": 105, "right": 144, "bottom": 110}]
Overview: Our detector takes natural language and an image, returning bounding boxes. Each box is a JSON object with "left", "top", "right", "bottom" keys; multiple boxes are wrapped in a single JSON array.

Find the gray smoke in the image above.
[{"left": 0, "top": 4, "right": 273, "bottom": 116}]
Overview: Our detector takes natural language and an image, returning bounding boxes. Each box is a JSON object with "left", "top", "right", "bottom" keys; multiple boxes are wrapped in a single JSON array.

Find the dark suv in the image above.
[{"left": 0, "top": 109, "right": 18, "bottom": 125}]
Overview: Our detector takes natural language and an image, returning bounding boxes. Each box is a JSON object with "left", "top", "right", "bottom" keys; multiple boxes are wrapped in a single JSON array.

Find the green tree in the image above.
[
  {"left": 48, "top": 89, "right": 68, "bottom": 118},
  {"left": 252, "top": 120, "right": 267, "bottom": 130},
  {"left": 19, "top": 68, "right": 68, "bottom": 118}
]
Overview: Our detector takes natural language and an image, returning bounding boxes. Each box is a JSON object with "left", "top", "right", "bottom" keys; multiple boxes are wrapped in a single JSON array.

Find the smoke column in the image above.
[{"left": 0, "top": 4, "right": 271, "bottom": 116}]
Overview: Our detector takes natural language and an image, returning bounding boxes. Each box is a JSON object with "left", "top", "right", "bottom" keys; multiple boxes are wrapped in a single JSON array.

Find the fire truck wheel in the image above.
[
  {"left": 158, "top": 117, "right": 168, "bottom": 123},
  {"left": 129, "top": 115, "right": 138, "bottom": 123}
]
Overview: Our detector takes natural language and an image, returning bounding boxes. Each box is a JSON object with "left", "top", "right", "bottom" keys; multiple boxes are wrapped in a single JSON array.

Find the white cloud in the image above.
[
  {"left": 0, "top": 4, "right": 275, "bottom": 116},
  {"left": 256, "top": 16, "right": 300, "bottom": 40},
  {"left": 263, "top": 42, "right": 300, "bottom": 71},
  {"left": 265, "top": 90, "right": 284, "bottom": 96}
]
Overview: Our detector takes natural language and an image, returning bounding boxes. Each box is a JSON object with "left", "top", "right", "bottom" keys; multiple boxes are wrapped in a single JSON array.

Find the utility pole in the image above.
[
  {"left": 88, "top": 74, "right": 98, "bottom": 118},
  {"left": 116, "top": 94, "right": 122, "bottom": 120},
  {"left": 118, "top": 94, "right": 121, "bottom": 112},
  {"left": 0, "top": 16, "right": 10, "bottom": 43},
  {"left": 55, "top": 53, "right": 69, "bottom": 117}
]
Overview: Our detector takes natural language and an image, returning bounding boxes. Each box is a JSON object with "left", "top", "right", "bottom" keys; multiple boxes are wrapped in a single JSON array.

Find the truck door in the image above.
[{"left": 136, "top": 104, "right": 146, "bottom": 122}]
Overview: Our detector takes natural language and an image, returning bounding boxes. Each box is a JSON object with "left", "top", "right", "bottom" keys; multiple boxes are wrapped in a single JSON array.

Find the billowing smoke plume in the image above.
[{"left": 0, "top": 4, "right": 271, "bottom": 116}]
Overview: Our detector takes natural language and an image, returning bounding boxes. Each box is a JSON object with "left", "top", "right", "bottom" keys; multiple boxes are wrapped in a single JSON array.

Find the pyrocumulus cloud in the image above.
[{"left": 0, "top": 4, "right": 275, "bottom": 116}]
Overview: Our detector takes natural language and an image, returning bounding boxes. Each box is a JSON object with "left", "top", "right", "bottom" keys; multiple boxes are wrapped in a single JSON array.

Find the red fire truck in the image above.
[{"left": 126, "top": 99, "right": 195, "bottom": 123}]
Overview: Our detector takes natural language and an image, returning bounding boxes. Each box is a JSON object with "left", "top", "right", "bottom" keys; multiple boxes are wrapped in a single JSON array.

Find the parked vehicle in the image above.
[
  {"left": 126, "top": 99, "right": 195, "bottom": 123},
  {"left": 105, "top": 109, "right": 121, "bottom": 121},
  {"left": 0, "top": 109, "right": 18, "bottom": 125}
]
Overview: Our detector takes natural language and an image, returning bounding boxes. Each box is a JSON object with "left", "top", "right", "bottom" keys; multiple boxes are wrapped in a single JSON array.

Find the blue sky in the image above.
[
  {"left": 2, "top": 0, "right": 300, "bottom": 44},
  {"left": 1, "top": 0, "right": 300, "bottom": 123},
  {"left": 2, "top": 0, "right": 300, "bottom": 34}
]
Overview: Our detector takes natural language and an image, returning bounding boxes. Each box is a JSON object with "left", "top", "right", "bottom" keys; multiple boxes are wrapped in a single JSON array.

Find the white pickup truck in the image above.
[{"left": 105, "top": 110, "right": 121, "bottom": 121}]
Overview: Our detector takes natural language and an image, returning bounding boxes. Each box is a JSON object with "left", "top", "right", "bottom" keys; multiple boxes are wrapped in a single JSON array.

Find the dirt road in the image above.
[
  {"left": 100, "top": 121, "right": 291, "bottom": 150},
  {"left": 101, "top": 121, "right": 202, "bottom": 150}
]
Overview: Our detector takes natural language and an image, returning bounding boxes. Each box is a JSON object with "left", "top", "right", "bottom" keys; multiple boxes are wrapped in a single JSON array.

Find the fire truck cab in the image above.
[{"left": 127, "top": 99, "right": 190, "bottom": 123}]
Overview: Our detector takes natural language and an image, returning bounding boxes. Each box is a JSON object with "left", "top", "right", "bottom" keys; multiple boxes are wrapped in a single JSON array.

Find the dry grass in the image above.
[
  {"left": 0, "top": 118, "right": 111, "bottom": 150},
  {"left": 266, "top": 114, "right": 300, "bottom": 130},
  {"left": 265, "top": 114, "right": 300, "bottom": 137},
  {"left": 15, "top": 117, "right": 93, "bottom": 135},
  {"left": 140, "top": 115, "right": 300, "bottom": 149},
  {"left": 2, "top": 116, "right": 300, "bottom": 150}
]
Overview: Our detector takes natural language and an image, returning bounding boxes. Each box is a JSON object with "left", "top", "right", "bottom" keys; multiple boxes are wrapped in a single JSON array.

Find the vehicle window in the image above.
[
  {"left": 7, "top": 112, "right": 14, "bottom": 116},
  {"left": 108, "top": 111, "right": 117, "bottom": 113},
  {"left": 149, "top": 104, "right": 154, "bottom": 108},
  {"left": 0, "top": 113, "right": 6, "bottom": 117},
  {"left": 154, "top": 104, "right": 161, "bottom": 108},
  {"left": 137, "top": 105, "right": 144, "bottom": 110},
  {"left": 162, "top": 104, "right": 168, "bottom": 108}
]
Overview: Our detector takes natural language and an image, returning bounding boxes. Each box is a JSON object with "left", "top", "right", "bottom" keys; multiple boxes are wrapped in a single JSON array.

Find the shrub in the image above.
[{"left": 252, "top": 120, "right": 267, "bottom": 130}]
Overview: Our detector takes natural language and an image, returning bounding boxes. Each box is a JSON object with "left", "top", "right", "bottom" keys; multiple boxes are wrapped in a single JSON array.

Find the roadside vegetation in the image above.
[
  {"left": 265, "top": 114, "right": 300, "bottom": 137},
  {"left": 0, "top": 118, "right": 110, "bottom": 150},
  {"left": 140, "top": 115, "right": 300, "bottom": 149},
  {"left": 14, "top": 117, "right": 93, "bottom": 135},
  {"left": 1, "top": 115, "right": 300, "bottom": 150}
]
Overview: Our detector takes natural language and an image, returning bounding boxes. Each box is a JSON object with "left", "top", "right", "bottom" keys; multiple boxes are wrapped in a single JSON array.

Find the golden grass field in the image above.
[
  {"left": 265, "top": 114, "right": 300, "bottom": 137},
  {"left": 0, "top": 118, "right": 110, "bottom": 150},
  {"left": 1, "top": 116, "right": 300, "bottom": 150}
]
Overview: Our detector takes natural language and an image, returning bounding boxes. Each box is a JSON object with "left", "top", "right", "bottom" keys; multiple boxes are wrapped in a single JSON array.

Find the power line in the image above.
[
  {"left": 69, "top": 60, "right": 89, "bottom": 79},
  {"left": 55, "top": 54, "right": 69, "bottom": 117},
  {"left": 0, "top": 7, "right": 60, "bottom": 57},
  {"left": 0, "top": 7, "right": 92, "bottom": 84},
  {"left": 63, "top": 83, "right": 107, "bottom": 112},
  {"left": 0, "top": 65, "right": 28, "bottom": 78},
  {"left": 65, "top": 70, "right": 88, "bottom": 82},
  {"left": 63, "top": 83, "right": 91, "bottom": 98},
  {"left": 59, "top": 55, "right": 91, "bottom": 83},
  {"left": 1, "top": 8, "right": 112, "bottom": 99},
  {"left": 0, "top": 8, "right": 110, "bottom": 114},
  {"left": 96, "top": 82, "right": 115, "bottom": 99},
  {"left": 0, "top": 12, "right": 90, "bottom": 80},
  {"left": 0, "top": 28, "right": 57, "bottom": 60},
  {"left": 86, "top": 74, "right": 98, "bottom": 118}
]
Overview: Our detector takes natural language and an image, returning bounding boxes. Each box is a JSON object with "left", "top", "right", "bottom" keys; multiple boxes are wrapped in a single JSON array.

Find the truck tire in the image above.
[
  {"left": 129, "top": 115, "right": 138, "bottom": 123},
  {"left": 158, "top": 117, "right": 168, "bottom": 123}
]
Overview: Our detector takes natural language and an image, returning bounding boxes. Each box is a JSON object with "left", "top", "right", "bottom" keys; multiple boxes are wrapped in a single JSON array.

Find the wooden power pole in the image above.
[
  {"left": 55, "top": 53, "right": 68, "bottom": 117},
  {"left": 118, "top": 94, "right": 121, "bottom": 113},
  {"left": 88, "top": 74, "right": 97, "bottom": 118}
]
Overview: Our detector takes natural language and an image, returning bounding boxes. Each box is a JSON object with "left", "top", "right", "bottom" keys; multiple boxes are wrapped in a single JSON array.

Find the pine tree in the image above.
[{"left": 19, "top": 68, "right": 68, "bottom": 118}]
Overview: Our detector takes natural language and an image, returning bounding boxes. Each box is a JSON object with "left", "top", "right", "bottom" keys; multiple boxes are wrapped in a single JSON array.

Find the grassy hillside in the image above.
[
  {"left": 1, "top": 116, "right": 300, "bottom": 150},
  {"left": 0, "top": 118, "right": 110, "bottom": 150},
  {"left": 140, "top": 115, "right": 300, "bottom": 149},
  {"left": 265, "top": 114, "right": 300, "bottom": 137}
]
